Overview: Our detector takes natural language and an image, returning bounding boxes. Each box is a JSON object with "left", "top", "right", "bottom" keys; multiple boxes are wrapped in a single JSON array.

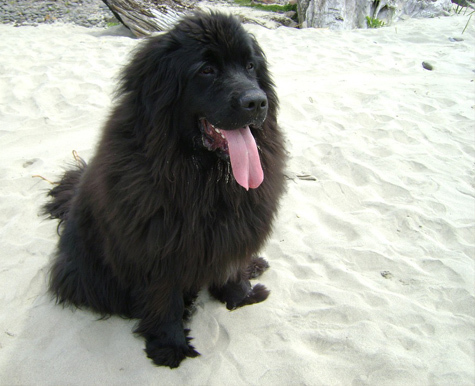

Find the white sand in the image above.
[{"left": 0, "top": 14, "right": 474, "bottom": 385}]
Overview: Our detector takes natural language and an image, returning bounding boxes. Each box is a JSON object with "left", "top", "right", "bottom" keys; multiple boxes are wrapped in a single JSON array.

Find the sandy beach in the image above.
[{"left": 0, "top": 13, "right": 474, "bottom": 385}]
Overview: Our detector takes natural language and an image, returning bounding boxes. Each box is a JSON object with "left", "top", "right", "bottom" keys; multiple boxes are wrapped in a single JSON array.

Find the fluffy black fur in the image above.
[{"left": 43, "top": 12, "right": 286, "bottom": 368}]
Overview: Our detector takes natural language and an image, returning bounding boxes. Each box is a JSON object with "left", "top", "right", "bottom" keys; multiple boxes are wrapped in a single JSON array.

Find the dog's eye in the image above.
[
  {"left": 246, "top": 62, "right": 255, "bottom": 71},
  {"left": 200, "top": 66, "right": 216, "bottom": 75}
]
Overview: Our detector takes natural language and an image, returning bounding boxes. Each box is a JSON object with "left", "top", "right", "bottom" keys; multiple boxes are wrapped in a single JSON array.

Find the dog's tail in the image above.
[{"left": 43, "top": 152, "right": 86, "bottom": 228}]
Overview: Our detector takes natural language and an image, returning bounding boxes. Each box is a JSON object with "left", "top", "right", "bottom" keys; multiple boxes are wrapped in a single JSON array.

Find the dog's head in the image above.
[{"left": 119, "top": 12, "right": 277, "bottom": 190}]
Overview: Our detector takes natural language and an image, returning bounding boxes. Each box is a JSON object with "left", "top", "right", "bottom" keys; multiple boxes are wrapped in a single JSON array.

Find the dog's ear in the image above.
[
  {"left": 115, "top": 34, "right": 186, "bottom": 151},
  {"left": 118, "top": 35, "right": 182, "bottom": 112}
]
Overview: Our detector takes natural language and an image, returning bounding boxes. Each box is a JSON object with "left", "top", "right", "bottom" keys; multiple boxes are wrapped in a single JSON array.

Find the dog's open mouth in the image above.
[{"left": 200, "top": 118, "right": 264, "bottom": 190}]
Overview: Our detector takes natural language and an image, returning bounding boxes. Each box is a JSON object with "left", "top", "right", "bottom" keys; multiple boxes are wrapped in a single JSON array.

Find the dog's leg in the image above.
[
  {"left": 183, "top": 290, "right": 199, "bottom": 321},
  {"left": 135, "top": 284, "right": 200, "bottom": 368},
  {"left": 209, "top": 265, "right": 270, "bottom": 311}
]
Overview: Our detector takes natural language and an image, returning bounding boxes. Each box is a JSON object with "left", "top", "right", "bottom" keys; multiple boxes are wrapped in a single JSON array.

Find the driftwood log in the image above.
[
  {"left": 451, "top": 0, "right": 475, "bottom": 8},
  {"left": 102, "top": 0, "right": 196, "bottom": 37}
]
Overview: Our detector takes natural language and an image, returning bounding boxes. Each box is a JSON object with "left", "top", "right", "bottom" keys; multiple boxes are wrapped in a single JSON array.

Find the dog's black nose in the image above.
[{"left": 240, "top": 90, "right": 268, "bottom": 114}]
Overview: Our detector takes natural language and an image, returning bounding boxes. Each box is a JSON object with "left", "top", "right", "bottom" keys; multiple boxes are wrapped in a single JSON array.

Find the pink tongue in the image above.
[{"left": 221, "top": 126, "right": 264, "bottom": 190}]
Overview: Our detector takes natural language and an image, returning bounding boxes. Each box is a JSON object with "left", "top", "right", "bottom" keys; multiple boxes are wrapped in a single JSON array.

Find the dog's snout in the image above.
[{"left": 240, "top": 90, "right": 268, "bottom": 114}]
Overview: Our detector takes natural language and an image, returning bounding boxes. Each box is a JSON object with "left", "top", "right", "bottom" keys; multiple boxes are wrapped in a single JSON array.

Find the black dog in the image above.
[{"left": 43, "top": 12, "right": 286, "bottom": 368}]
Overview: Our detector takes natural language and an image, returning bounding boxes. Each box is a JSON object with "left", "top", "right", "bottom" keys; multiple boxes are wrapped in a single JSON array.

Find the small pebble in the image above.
[{"left": 422, "top": 61, "right": 434, "bottom": 71}]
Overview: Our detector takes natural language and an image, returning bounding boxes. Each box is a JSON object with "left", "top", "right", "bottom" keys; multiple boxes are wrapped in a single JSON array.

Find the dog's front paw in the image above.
[
  {"left": 246, "top": 257, "right": 270, "bottom": 279},
  {"left": 145, "top": 330, "right": 200, "bottom": 368},
  {"left": 231, "top": 283, "right": 270, "bottom": 310}
]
